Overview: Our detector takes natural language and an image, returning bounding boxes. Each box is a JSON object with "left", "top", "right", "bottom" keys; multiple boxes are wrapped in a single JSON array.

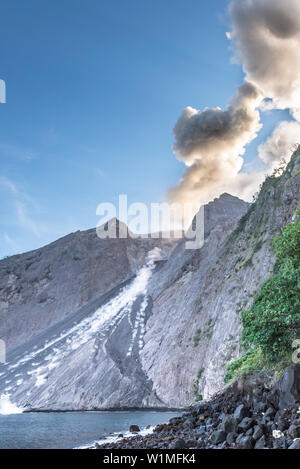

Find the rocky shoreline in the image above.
[
  {"left": 24, "top": 406, "right": 181, "bottom": 413},
  {"left": 95, "top": 365, "right": 300, "bottom": 450}
]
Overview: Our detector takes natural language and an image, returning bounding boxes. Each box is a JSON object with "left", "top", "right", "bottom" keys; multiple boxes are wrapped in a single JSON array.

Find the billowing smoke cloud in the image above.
[
  {"left": 258, "top": 120, "right": 300, "bottom": 170},
  {"left": 169, "top": 0, "right": 300, "bottom": 207},
  {"left": 168, "top": 81, "right": 262, "bottom": 205},
  {"left": 229, "top": 0, "right": 300, "bottom": 119}
]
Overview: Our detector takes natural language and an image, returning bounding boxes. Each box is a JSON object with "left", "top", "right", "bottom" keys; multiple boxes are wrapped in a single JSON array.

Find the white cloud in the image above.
[
  {"left": 0, "top": 176, "right": 41, "bottom": 237},
  {"left": 3, "top": 233, "right": 19, "bottom": 252},
  {"left": 258, "top": 121, "right": 300, "bottom": 170}
]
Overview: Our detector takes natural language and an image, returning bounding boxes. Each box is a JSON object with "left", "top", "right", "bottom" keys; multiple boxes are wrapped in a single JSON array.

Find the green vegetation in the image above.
[
  {"left": 193, "top": 368, "right": 205, "bottom": 403},
  {"left": 197, "top": 367, "right": 204, "bottom": 380},
  {"left": 225, "top": 209, "right": 300, "bottom": 384},
  {"left": 194, "top": 297, "right": 203, "bottom": 314},
  {"left": 231, "top": 203, "right": 256, "bottom": 239},
  {"left": 193, "top": 328, "right": 201, "bottom": 347}
]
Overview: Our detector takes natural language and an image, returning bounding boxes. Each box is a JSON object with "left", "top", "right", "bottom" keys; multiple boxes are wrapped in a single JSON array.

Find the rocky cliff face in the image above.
[
  {"left": 0, "top": 225, "right": 176, "bottom": 351},
  {"left": 142, "top": 152, "right": 300, "bottom": 405},
  {"left": 0, "top": 151, "right": 299, "bottom": 410}
]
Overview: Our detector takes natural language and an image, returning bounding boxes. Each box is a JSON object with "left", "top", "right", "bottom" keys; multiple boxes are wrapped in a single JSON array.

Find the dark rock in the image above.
[
  {"left": 184, "top": 418, "right": 196, "bottom": 429},
  {"left": 238, "top": 417, "right": 254, "bottom": 432},
  {"left": 226, "top": 432, "right": 237, "bottom": 445},
  {"left": 236, "top": 435, "right": 254, "bottom": 449},
  {"left": 277, "top": 418, "right": 289, "bottom": 432},
  {"left": 254, "top": 435, "right": 266, "bottom": 449},
  {"left": 197, "top": 439, "right": 205, "bottom": 449},
  {"left": 172, "top": 439, "right": 186, "bottom": 449},
  {"left": 287, "top": 424, "right": 300, "bottom": 439},
  {"left": 234, "top": 404, "right": 250, "bottom": 422},
  {"left": 169, "top": 417, "right": 181, "bottom": 426},
  {"left": 211, "top": 430, "right": 226, "bottom": 445},
  {"left": 288, "top": 439, "right": 300, "bottom": 449},
  {"left": 264, "top": 407, "right": 275, "bottom": 419},
  {"left": 271, "top": 365, "right": 300, "bottom": 409},
  {"left": 221, "top": 414, "right": 238, "bottom": 434},
  {"left": 254, "top": 402, "right": 267, "bottom": 414},
  {"left": 186, "top": 439, "right": 197, "bottom": 447},
  {"left": 253, "top": 425, "right": 263, "bottom": 440},
  {"left": 129, "top": 425, "right": 140, "bottom": 433},
  {"left": 195, "top": 426, "right": 206, "bottom": 436},
  {"left": 273, "top": 437, "right": 287, "bottom": 449}
]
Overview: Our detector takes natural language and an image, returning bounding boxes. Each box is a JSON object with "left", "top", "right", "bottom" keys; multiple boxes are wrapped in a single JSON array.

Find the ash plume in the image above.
[
  {"left": 168, "top": 0, "right": 300, "bottom": 207},
  {"left": 168, "top": 81, "right": 262, "bottom": 205},
  {"left": 229, "top": 0, "right": 300, "bottom": 119}
]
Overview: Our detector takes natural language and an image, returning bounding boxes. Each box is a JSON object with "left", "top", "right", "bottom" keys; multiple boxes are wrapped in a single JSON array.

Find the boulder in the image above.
[
  {"left": 221, "top": 414, "right": 238, "bottom": 434},
  {"left": 226, "top": 432, "right": 237, "bottom": 445},
  {"left": 254, "top": 402, "right": 267, "bottom": 414},
  {"left": 184, "top": 418, "right": 196, "bottom": 429},
  {"left": 169, "top": 417, "right": 181, "bottom": 425},
  {"left": 238, "top": 417, "right": 254, "bottom": 432},
  {"left": 195, "top": 426, "right": 206, "bottom": 436},
  {"left": 129, "top": 425, "right": 140, "bottom": 432},
  {"left": 172, "top": 438, "right": 186, "bottom": 449},
  {"left": 288, "top": 439, "right": 300, "bottom": 449},
  {"left": 264, "top": 407, "right": 275, "bottom": 419},
  {"left": 254, "top": 435, "right": 266, "bottom": 449},
  {"left": 234, "top": 404, "right": 250, "bottom": 422},
  {"left": 287, "top": 424, "right": 300, "bottom": 439},
  {"left": 211, "top": 430, "right": 226, "bottom": 445},
  {"left": 273, "top": 437, "right": 287, "bottom": 449},
  {"left": 253, "top": 425, "right": 263, "bottom": 440},
  {"left": 270, "top": 365, "right": 300, "bottom": 409},
  {"left": 236, "top": 435, "right": 254, "bottom": 449},
  {"left": 277, "top": 418, "right": 289, "bottom": 432}
]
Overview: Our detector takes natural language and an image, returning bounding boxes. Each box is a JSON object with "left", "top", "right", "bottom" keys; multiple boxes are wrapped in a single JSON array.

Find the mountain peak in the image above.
[{"left": 203, "top": 193, "right": 250, "bottom": 237}]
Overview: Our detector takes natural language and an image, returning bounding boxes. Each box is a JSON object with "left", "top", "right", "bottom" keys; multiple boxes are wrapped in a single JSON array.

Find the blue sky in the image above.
[{"left": 0, "top": 0, "right": 290, "bottom": 257}]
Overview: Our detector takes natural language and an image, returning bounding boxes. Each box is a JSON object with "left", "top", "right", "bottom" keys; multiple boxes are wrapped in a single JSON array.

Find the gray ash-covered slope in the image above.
[
  {"left": 0, "top": 151, "right": 299, "bottom": 410},
  {"left": 0, "top": 221, "right": 176, "bottom": 352}
]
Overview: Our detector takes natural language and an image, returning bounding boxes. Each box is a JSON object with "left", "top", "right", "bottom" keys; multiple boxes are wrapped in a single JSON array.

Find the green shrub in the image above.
[
  {"left": 225, "top": 209, "right": 300, "bottom": 382},
  {"left": 224, "top": 348, "right": 263, "bottom": 384}
]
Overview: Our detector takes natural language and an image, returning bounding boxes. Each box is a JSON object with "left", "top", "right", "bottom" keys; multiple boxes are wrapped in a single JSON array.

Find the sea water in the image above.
[{"left": 0, "top": 410, "right": 180, "bottom": 449}]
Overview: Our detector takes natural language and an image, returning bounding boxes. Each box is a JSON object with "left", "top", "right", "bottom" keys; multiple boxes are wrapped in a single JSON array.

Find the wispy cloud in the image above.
[
  {"left": 0, "top": 142, "right": 38, "bottom": 162},
  {"left": 0, "top": 175, "right": 18, "bottom": 194},
  {"left": 0, "top": 176, "right": 41, "bottom": 237},
  {"left": 3, "top": 233, "right": 19, "bottom": 252},
  {"left": 15, "top": 200, "right": 41, "bottom": 237}
]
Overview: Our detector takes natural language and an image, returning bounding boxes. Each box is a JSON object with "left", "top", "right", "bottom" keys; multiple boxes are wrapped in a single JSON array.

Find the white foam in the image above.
[
  {"left": 75, "top": 426, "right": 154, "bottom": 449},
  {"left": 0, "top": 394, "right": 24, "bottom": 415}
]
